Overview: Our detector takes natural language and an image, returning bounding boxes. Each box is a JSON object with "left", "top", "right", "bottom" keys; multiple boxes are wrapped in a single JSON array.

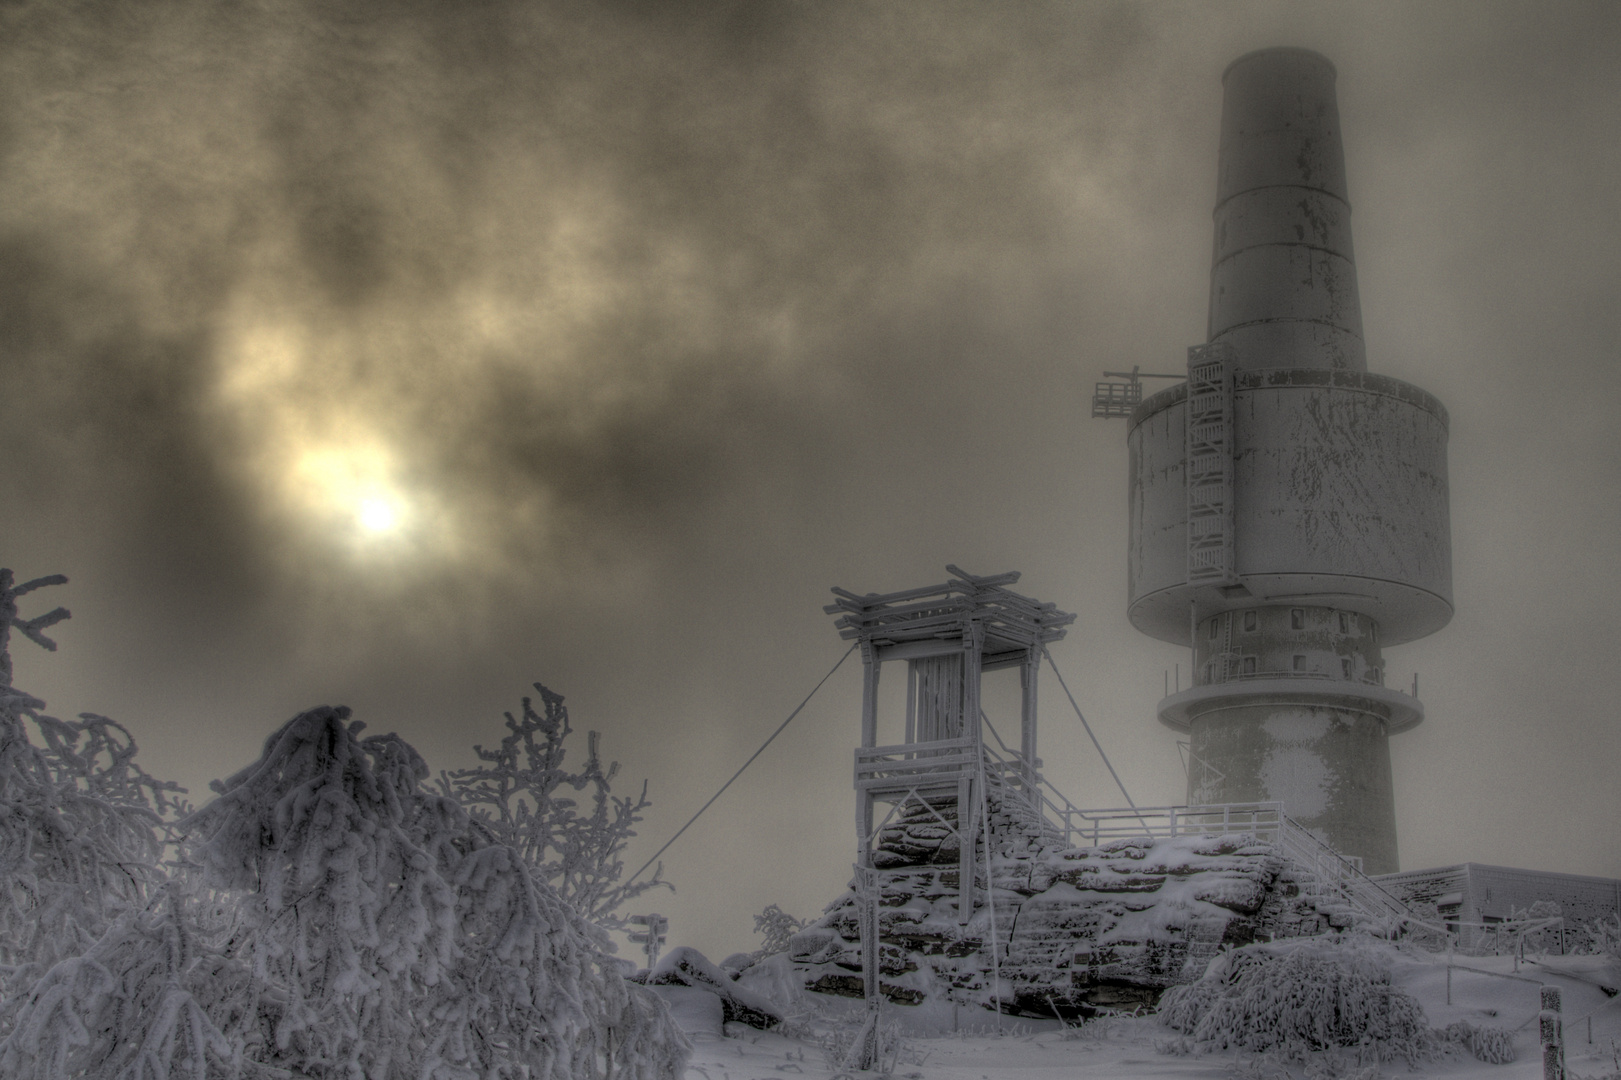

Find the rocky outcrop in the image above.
[{"left": 774, "top": 796, "right": 1367, "bottom": 1019}]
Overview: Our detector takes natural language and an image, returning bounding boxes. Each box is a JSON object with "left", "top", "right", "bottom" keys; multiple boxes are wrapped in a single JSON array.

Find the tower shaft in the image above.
[{"left": 1124, "top": 49, "right": 1452, "bottom": 874}]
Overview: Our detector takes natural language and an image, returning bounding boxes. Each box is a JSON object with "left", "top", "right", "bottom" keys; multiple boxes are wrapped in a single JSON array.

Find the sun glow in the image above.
[
  {"left": 290, "top": 442, "right": 419, "bottom": 549},
  {"left": 214, "top": 310, "right": 480, "bottom": 570},
  {"left": 356, "top": 495, "right": 402, "bottom": 536}
]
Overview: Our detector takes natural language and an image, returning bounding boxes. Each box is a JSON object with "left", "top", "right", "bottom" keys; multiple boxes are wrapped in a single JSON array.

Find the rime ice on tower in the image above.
[{"left": 1120, "top": 48, "right": 1452, "bottom": 874}]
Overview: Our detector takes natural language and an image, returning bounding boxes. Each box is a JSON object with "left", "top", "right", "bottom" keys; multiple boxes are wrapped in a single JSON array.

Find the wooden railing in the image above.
[
  {"left": 973, "top": 755, "right": 1429, "bottom": 940},
  {"left": 862, "top": 730, "right": 1435, "bottom": 944},
  {"left": 853, "top": 736, "right": 977, "bottom": 793}
]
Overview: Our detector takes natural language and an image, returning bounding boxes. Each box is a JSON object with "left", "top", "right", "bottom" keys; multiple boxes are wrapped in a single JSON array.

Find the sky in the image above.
[{"left": 2, "top": 0, "right": 1618, "bottom": 962}]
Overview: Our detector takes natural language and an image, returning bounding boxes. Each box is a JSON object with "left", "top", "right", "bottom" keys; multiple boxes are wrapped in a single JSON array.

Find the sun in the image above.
[
  {"left": 288, "top": 441, "right": 423, "bottom": 551},
  {"left": 356, "top": 494, "right": 404, "bottom": 536}
]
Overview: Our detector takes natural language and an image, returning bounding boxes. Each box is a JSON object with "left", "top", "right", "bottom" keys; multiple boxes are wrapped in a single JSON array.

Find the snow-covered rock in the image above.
[
  {"left": 649, "top": 945, "right": 784, "bottom": 1029},
  {"left": 769, "top": 794, "right": 1373, "bottom": 1019},
  {"left": 734, "top": 952, "right": 815, "bottom": 1015},
  {"left": 648, "top": 985, "right": 725, "bottom": 1038}
]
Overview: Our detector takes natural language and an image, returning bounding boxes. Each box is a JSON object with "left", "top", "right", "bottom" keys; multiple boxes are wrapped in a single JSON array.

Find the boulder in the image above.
[
  {"left": 648, "top": 946, "right": 783, "bottom": 1029},
  {"left": 647, "top": 985, "right": 725, "bottom": 1039}
]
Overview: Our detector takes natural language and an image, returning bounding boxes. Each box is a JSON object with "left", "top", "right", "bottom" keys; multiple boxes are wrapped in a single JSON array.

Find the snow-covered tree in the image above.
[
  {"left": 0, "top": 570, "right": 685, "bottom": 1079},
  {"left": 753, "top": 904, "right": 810, "bottom": 955},
  {"left": 0, "top": 571, "right": 182, "bottom": 1000},
  {"left": 1159, "top": 936, "right": 1437, "bottom": 1063},
  {"left": 440, "top": 683, "right": 670, "bottom": 924},
  {"left": 1574, "top": 912, "right": 1621, "bottom": 958},
  {"left": 6, "top": 703, "right": 687, "bottom": 1080},
  {"left": 182, "top": 704, "right": 685, "bottom": 1079},
  {"left": 0, "top": 883, "right": 242, "bottom": 1080},
  {"left": 177, "top": 706, "right": 464, "bottom": 1076}
]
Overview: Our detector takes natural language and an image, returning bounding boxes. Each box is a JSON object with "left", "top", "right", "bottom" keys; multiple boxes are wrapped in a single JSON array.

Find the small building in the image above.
[{"left": 1375, "top": 863, "right": 1621, "bottom": 949}]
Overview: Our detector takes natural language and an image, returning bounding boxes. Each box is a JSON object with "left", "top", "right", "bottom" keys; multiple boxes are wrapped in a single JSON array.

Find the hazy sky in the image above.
[{"left": 3, "top": 0, "right": 1618, "bottom": 961}]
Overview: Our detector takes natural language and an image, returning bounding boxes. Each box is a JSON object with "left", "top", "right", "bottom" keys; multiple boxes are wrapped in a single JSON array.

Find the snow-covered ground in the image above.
[{"left": 673, "top": 951, "right": 1621, "bottom": 1080}]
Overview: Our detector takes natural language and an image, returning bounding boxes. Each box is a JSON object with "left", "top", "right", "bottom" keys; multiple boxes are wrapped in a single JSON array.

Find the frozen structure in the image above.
[
  {"left": 778, "top": 567, "right": 1617, "bottom": 1022},
  {"left": 1100, "top": 47, "right": 1450, "bottom": 875},
  {"left": 1377, "top": 863, "right": 1621, "bottom": 951},
  {"left": 787, "top": 810, "right": 1414, "bottom": 1017},
  {"left": 763, "top": 51, "right": 1621, "bottom": 1027},
  {"left": 781, "top": 567, "right": 1421, "bottom": 1019},
  {"left": 829, "top": 565, "right": 1074, "bottom": 934}
]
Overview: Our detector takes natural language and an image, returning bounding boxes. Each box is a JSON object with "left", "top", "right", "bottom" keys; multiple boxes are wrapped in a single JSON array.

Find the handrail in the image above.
[
  {"left": 975, "top": 790, "right": 1428, "bottom": 939},
  {"left": 857, "top": 735, "right": 976, "bottom": 759},
  {"left": 879, "top": 721, "right": 1435, "bottom": 946}
]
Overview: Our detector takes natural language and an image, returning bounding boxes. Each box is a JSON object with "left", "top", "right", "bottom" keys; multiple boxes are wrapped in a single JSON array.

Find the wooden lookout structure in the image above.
[{"left": 825, "top": 566, "right": 1074, "bottom": 926}]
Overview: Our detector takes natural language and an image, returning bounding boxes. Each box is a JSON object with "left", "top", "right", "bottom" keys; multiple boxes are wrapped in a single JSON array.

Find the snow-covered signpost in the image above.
[{"left": 628, "top": 913, "right": 667, "bottom": 969}]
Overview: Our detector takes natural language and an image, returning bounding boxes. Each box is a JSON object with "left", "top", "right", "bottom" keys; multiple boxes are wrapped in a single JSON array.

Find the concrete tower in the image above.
[{"left": 1125, "top": 48, "right": 1451, "bottom": 874}]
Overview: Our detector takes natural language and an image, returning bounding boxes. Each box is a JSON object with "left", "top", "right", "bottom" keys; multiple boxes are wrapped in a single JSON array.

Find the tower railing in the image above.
[
  {"left": 853, "top": 735, "right": 979, "bottom": 792},
  {"left": 875, "top": 712, "right": 1438, "bottom": 944},
  {"left": 972, "top": 731, "right": 1435, "bottom": 940}
]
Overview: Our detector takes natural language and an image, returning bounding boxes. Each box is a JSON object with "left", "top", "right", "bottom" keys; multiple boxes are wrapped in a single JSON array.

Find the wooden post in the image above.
[
  {"left": 960, "top": 620, "right": 983, "bottom": 927},
  {"left": 904, "top": 661, "right": 917, "bottom": 746},
  {"left": 1445, "top": 929, "right": 1453, "bottom": 1005},
  {"left": 1020, "top": 647, "right": 1039, "bottom": 791},
  {"left": 957, "top": 773, "right": 975, "bottom": 925},
  {"left": 858, "top": 864, "right": 879, "bottom": 1002},
  {"left": 1540, "top": 984, "right": 1565, "bottom": 1080},
  {"left": 849, "top": 863, "right": 882, "bottom": 1072},
  {"left": 856, "top": 793, "right": 874, "bottom": 874},
  {"left": 860, "top": 642, "right": 880, "bottom": 749},
  {"left": 962, "top": 620, "right": 983, "bottom": 745}
]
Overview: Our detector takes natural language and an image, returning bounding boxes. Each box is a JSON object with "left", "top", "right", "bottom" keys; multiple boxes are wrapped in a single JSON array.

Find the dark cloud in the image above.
[{"left": 0, "top": 0, "right": 1617, "bottom": 957}]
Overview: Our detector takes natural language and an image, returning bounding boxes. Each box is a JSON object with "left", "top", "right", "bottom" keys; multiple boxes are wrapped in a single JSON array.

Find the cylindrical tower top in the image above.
[
  {"left": 1218, "top": 49, "right": 1345, "bottom": 202},
  {"left": 1209, "top": 47, "right": 1365, "bottom": 372}
]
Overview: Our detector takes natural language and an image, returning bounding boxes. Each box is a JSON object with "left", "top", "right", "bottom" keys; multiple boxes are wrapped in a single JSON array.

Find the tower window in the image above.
[
  {"left": 1341, "top": 658, "right": 1352, "bottom": 679},
  {"left": 1292, "top": 655, "right": 1306, "bottom": 672},
  {"left": 1243, "top": 611, "right": 1257, "bottom": 632},
  {"left": 1209, "top": 619, "right": 1218, "bottom": 641},
  {"left": 1291, "top": 608, "right": 1304, "bottom": 630},
  {"left": 1338, "top": 612, "right": 1350, "bottom": 634},
  {"left": 1243, "top": 656, "right": 1256, "bottom": 675}
]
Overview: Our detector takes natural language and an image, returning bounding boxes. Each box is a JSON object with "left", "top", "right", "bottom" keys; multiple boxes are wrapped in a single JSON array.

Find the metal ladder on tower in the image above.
[{"left": 1185, "top": 342, "right": 1237, "bottom": 587}]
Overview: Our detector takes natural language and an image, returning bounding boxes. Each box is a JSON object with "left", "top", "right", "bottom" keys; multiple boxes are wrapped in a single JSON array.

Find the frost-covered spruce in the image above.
[
  {"left": 177, "top": 705, "right": 687, "bottom": 1080},
  {"left": 0, "top": 884, "right": 246, "bottom": 1080},
  {"left": 439, "top": 682, "right": 670, "bottom": 925},
  {"left": 6, "top": 705, "right": 687, "bottom": 1079},
  {"left": 1159, "top": 936, "right": 1436, "bottom": 1063},
  {"left": 0, "top": 572, "right": 685, "bottom": 1079},
  {"left": 0, "top": 571, "right": 181, "bottom": 999}
]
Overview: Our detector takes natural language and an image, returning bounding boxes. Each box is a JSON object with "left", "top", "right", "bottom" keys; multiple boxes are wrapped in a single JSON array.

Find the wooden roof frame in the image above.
[{"left": 825, "top": 565, "right": 1074, "bottom": 663}]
